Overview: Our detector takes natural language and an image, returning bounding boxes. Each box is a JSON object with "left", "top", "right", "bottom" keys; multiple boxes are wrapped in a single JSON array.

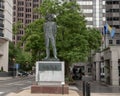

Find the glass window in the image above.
[
  {"left": 109, "top": 40, "right": 113, "bottom": 44},
  {"left": 116, "top": 40, "right": 120, "bottom": 44}
]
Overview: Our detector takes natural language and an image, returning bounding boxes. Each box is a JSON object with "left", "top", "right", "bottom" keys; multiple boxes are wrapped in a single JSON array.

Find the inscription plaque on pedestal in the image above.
[
  {"left": 36, "top": 61, "right": 64, "bottom": 85},
  {"left": 39, "top": 63, "right": 61, "bottom": 71}
]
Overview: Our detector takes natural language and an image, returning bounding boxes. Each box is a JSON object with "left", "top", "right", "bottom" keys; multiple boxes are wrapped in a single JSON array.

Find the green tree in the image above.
[
  {"left": 9, "top": 42, "right": 32, "bottom": 71},
  {"left": 22, "top": 19, "right": 45, "bottom": 63},
  {"left": 9, "top": 21, "right": 32, "bottom": 71},
  {"left": 23, "top": 0, "right": 102, "bottom": 72}
]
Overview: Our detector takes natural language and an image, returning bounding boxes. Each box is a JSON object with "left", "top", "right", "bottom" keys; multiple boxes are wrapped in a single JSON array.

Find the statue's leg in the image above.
[
  {"left": 45, "top": 38, "right": 50, "bottom": 59},
  {"left": 51, "top": 38, "right": 57, "bottom": 59}
]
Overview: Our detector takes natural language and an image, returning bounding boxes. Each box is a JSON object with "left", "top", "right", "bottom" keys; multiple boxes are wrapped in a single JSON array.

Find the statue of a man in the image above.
[{"left": 43, "top": 14, "right": 58, "bottom": 60}]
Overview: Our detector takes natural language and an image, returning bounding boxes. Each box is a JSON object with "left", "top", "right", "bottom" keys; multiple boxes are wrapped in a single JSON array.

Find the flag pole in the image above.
[
  {"left": 105, "top": 32, "right": 107, "bottom": 48},
  {"left": 104, "top": 22, "right": 108, "bottom": 48}
]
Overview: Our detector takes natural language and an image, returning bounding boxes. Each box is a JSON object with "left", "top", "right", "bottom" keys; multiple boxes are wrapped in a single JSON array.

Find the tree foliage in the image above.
[
  {"left": 23, "top": 0, "right": 102, "bottom": 64},
  {"left": 12, "top": 21, "right": 22, "bottom": 35},
  {"left": 22, "top": 19, "right": 45, "bottom": 62},
  {"left": 9, "top": 42, "right": 32, "bottom": 70},
  {"left": 9, "top": 21, "right": 32, "bottom": 71}
]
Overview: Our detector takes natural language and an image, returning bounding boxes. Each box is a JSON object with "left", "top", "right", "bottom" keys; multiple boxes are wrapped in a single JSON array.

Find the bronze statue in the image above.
[{"left": 43, "top": 14, "right": 58, "bottom": 60}]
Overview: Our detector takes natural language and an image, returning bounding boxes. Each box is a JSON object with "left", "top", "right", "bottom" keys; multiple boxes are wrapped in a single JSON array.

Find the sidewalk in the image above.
[
  {"left": 0, "top": 76, "right": 81, "bottom": 95},
  {"left": 0, "top": 75, "right": 34, "bottom": 81},
  {"left": 6, "top": 89, "right": 80, "bottom": 96},
  {"left": 91, "top": 93, "right": 120, "bottom": 96},
  {"left": 0, "top": 77, "right": 13, "bottom": 80}
]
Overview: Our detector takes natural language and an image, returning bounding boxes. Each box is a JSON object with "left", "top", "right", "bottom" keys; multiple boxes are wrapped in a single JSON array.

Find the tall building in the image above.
[
  {"left": 75, "top": 0, "right": 106, "bottom": 75},
  {"left": 76, "top": 0, "right": 120, "bottom": 47},
  {"left": 0, "top": 0, "right": 13, "bottom": 72},
  {"left": 91, "top": 0, "right": 120, "bottom": 86},
  {"left": 77, "top": 0, "right": 106, "bottom": 28},
  {"left": 105, "top": 0, "right": 120, "bottom": 46},
  {"left": 13, "top": 0, "right": 42, "bottom": 46}
]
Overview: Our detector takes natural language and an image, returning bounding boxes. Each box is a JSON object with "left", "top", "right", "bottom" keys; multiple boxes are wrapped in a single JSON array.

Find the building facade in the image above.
[
  {"left": 92, "top": 0, "right": 120, "bottom": 86},
  {"left": 76, "top": 0, "right": 120, "bottom": 86},
  {"left": 13, "top": 0, "right": 42, "bottom": 46},
  {"left": 77, "top": 0, "right": 106, "bottom": 28},
  {"left": 0, "top": 0, "right": 13, "bottom": 72},
  {"left": 105, "top": 0, "right": 120, "bottom": 47},
  {"left": 13, "top": 0, "right": 106, "bottom": 46},
  {"left": 92, "top": 46, "right": 120, "bottom": 86}
]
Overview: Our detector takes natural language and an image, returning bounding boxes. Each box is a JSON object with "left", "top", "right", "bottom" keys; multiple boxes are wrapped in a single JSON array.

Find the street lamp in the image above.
[{"left": 12, "top": 58, "right": 16, "bottom": 77}]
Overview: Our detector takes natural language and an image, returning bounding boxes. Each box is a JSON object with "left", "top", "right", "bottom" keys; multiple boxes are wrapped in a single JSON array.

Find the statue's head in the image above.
[{"left": 45, "top": 14, "right": 54, "bottom": 21}]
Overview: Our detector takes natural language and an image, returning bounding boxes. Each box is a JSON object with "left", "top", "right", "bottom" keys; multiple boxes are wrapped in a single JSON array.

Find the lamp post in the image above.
[{"left": 12, "top": 58, "right": 16, "bottom": 77}]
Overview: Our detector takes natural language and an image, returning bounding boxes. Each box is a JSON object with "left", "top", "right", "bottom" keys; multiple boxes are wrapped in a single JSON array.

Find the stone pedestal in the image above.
[
  {"left": 31, "top": 61, "right": 69, "bottom": 94},
  {"left": 31, "top": 85, "right": 69, "bottom": 94}
]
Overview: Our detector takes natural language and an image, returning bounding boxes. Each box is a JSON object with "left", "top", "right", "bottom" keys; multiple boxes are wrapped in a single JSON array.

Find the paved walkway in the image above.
[
  {"left": 0, "top": 76, "right": 80, "bottom": 96},
  {"left": 91, "top": 93, "right": 120, "bottom": 96},
  {"left": 75, "top": 76, "right": 120, "bottom": 96},
  {"left": 1, "top": 76, "right": 120, "bottom": 96},
  {"left": 6, "top": 89, "right": 80, "bottom": 96},
  {"left": 0, "top": 77, "right": 13, "bottom": 81}
]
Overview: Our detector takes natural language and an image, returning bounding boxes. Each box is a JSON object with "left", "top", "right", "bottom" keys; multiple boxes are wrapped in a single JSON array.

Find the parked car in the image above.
[{"left": 18, "top": 71, "right": 28, "bottom": 76}]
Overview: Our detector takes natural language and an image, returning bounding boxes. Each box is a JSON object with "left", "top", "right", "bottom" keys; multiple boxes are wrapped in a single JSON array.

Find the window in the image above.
[
  {"left": 26, "top": 14, "right": 31, "bottom": 18},
  {"left": 19, "top": 30, "right": 24, "bottom": 34},
  {"left": 88, "top": 68, "right": 91, "bottom": 73},
  {"left": 26, "top": 20, "right": 31, "bottom": 24},
  {"left": 116, "top": 40, "right": 120, "bottom": 44},
  {"left": 109, "top": 40, "right": 113, "bottom": 44},
  {"left": 113, "top": 1, "right": 119, "bottom": 4},
  {"left": 33, "top": 15, "right": 38, "bottom": 19},
  {"left": 18, "top": 7, "right": 24, "bottom": 11},
  {"left": 17, "top": 36, "right": 21, "bottom": 40},
  {"left": 13, "top": 12, "right": 16, "bottom": 16},
  {"left": 18, "top": 13, "right": 24, "bottom": 17},
  {"left": 26, "top": 2, "right": 31, "bottom": 7},
  {"left": 14, "top": 0, "right": 16, "bottom": 4},
  {"left": 18, "top": 1, "right": 24, "bottom": 5},
  {"left": 0, "top": 1, "right": 4, "bottom": 8},
  {"left": 18, "top": 19, "right": 23, "bottom": 23},
  {"left": 106, "top": 1, "right": 112, "bottom": 5},
  {"left": 14, "top": 6, "right": 16, "bottom": 10},
  {"left": 26, "top": 8, "right": 31, "bottom": 12},
  {"left": 33, "top": 4, "right": 39, "bottom": 8},
  {"left": 112, "top": 25, "right": 120, "bottom": 29},
  {"left": 34, "top": 0, "right": 38, "bottom": 2}
]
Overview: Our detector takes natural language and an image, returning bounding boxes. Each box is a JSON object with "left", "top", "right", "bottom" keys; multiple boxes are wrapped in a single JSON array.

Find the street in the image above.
[{"left": 0, "top": 75, "right": 35, "bottom": 96}]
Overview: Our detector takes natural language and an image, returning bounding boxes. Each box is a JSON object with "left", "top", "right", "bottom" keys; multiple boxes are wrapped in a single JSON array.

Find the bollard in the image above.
[
  {"left": 83, "top": 81, "right": 85, "bottom": 96},
  {"left": 86, "top": 82, "right": 90, "bottom": 96},
  {"left": 61, "top": 82, "right": 65, "bottom": 95}
]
